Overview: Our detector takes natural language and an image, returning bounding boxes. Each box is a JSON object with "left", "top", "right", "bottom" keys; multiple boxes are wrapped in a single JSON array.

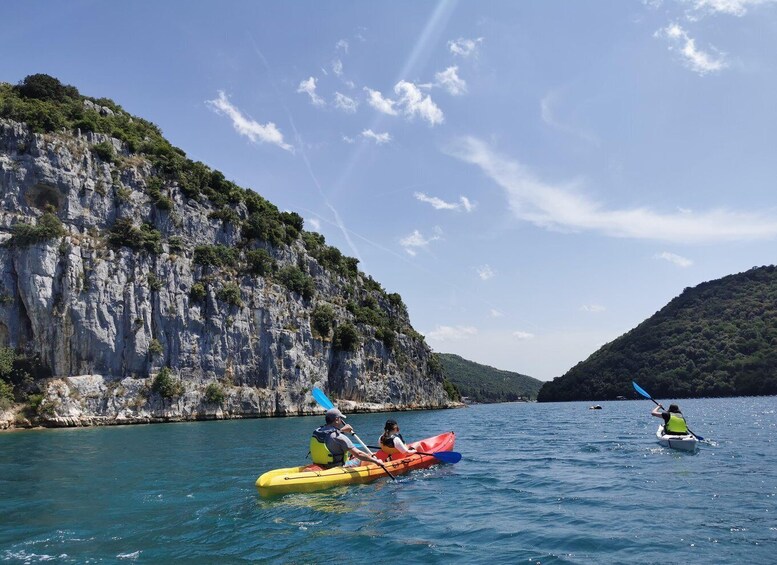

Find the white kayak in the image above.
[{"left": 656, "top": 425, "right": 698, "bottom": 452}]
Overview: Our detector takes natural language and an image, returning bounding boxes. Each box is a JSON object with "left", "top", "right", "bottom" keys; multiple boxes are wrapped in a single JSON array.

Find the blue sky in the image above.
[{"left": 3, "top": 1, "right": 777, "bottom": 380}]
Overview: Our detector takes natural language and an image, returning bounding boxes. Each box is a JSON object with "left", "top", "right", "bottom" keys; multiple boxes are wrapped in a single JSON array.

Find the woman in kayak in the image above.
[
  {"left": 651, "top": 403, "right": 689, "bottom": 435},
  {"left": 379, "top": 419, "right": 417, "bottom": 459}
]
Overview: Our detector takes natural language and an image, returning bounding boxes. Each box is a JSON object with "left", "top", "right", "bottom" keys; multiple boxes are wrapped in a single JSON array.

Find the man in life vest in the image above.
[
  {"left": 378, "top": 419, "right": 417, "bottom": 460},
  {"left": 651, "top": 403, "right": 689, "bottom": 435},
  {"left": 310, "top": 408, "right": 384, "bottom": 468}
]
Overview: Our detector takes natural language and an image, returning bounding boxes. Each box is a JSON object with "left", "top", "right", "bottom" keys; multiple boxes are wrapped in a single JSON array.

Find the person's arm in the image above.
[
  {"left": 392, "top": 436, "right": 416, "bottom": 453},
  {"left": 348, "top": 447, "right": 384, "bottom": 465},
  {"left": 336, "top": 429, "right": 383, "bottom": 465},
  {"left": 651, "top": 404, "right": 664, "bottom": 418}
]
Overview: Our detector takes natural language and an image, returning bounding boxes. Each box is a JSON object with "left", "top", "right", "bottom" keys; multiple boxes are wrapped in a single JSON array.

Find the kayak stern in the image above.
[{"left": 656, "top": 425, "right": 698, "bottom": 452}]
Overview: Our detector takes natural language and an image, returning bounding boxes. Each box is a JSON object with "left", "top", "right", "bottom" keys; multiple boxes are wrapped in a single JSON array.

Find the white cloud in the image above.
[
  {"left": 490, "top": 309, "right": 504, "bottom": 318},
  {"left": 342, "top": 135, "right": 356, "bottom": 144},
  {"left": 414, "top": 192, "right": 475, "bottom": 212},
  {"left": 656, "top": 23, "right": 727, "bottom": 75},
  {"left": 446, "top": 136, "right": 777, "bottom": 243},
  {"left": 307, "top": 218, "right": 321, "bottom": 232},
  {"left": 336, "top": 39, "right": 349, "bottom": 53},
  {"left": 361, "top": 129, "right": 392, "bottom": 144},
  {"left": 415, "top": 192, "right": 457, "bottom": 210},
  {"left": 332, "top": 59, "right": 344, "bottom": 77},
  {"left": 364, "top": 87, "right": 398, "bottom": 115},
  {"left": 394, "top": 81, "right": 444, "bottom": 125},
  {"left": 477, "top": 265, "right": 495, "bottom": 280},
  {"left": 334, "top": 92, "right": 358, "bottom": 113},
  {"left": 513, "top": 331, "right": 535, "bottom": 339},
  {"left": 399, "top": 227, "right": 442, "bottom": 256},
  {"left": 365, "top": 82, "right": 444, "bottom": 125},
  {"left": 207, "top": 91, "right": 293, "bottom": 152},
  {"left": 426, "top": 325, "right": 478, "bottom": 341},
  {"left": 581, "top": 304, "right": 606, "bottom": 313},
  {"left": 448, "top": 37, "right": 483, "bottom": 57},
  {"left": 688, "top": 0, "right": 774, "bottom": 16},
  {"left": 297, "top": 77, "right": 326, "bottom": 106},
  {"left": 435, "top": 66, "right": 467, "bottom": 96},
  {"left": 656, "top": 251, "right": 694, "bottom": 267}
]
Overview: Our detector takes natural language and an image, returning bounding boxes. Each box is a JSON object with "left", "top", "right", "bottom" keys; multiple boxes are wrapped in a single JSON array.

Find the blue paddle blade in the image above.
[
  {"left": 312, "top": 387, "right": 335, "bottom": 410},
  {"left": 632, "top": 381, "right": 652, "bottom": 399},
  {"left": 428, "top": 451, "right": 462, "bottom": 464},
  {"left": 415, "top": 451, "right": 461, "bottom": 464}
]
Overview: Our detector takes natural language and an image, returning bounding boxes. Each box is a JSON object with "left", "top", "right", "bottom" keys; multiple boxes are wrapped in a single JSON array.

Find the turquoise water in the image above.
[{"left": 1, "top": 397, "right": 775, "bottom": 564}]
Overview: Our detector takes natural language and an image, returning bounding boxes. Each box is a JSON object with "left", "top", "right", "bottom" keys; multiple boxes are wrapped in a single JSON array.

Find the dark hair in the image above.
[
  {"left": 668, "top": 404, "right": 681, "bottom": 413},
  {"left": 384, "top": 419, "right": 398, "bottom": 431}
]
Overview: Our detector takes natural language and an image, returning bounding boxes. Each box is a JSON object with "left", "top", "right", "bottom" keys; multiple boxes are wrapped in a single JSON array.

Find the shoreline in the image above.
[{"left": 0, "top": 400, "right": 465, "bottom": 433}]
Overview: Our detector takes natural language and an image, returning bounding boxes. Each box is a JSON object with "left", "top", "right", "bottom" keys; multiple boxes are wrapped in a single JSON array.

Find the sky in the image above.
[{"left": 3, "top": 0, "right": 777, "bottom": 381}]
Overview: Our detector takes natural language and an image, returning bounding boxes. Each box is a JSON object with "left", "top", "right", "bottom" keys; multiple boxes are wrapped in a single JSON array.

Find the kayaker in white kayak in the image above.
[
  {"left": 310, "top": 408, "right": 384, "bottom": 468},
  {"left": 651, "top": 403, "right": 689, "bottom": 435},
  {"left": 379, "top": 419, "right": 417, "bottom": 459}
]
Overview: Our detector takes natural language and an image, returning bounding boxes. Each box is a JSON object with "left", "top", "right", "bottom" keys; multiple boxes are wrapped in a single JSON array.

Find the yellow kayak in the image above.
[{"left": 256, "top": 431, "right": 455, "bottom": 495}]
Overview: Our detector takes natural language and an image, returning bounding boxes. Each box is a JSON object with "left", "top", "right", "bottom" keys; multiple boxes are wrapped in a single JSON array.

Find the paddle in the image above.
[
  {"left": 311, "top": 387, "right": 397, "bottom": 480},
  {"left": 632, "top": 381, "right": 704, "bottom": 441},
  {"left": 361, "top": 444, "right": 462, "bottom": 464},
  {"left": 312, "top": 389, "right": 460, "bottom": 463}
]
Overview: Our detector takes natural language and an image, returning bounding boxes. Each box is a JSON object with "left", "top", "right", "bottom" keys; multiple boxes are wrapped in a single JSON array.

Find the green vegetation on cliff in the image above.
[
  {"left": 0, "top": 347, "right": 50, "bottom": 411},
  {"left": 436, "top": 353, "right": 542, "bottom": 402},
  {"left": 537, "top": 266, "right": 777, "bottom": 402}
]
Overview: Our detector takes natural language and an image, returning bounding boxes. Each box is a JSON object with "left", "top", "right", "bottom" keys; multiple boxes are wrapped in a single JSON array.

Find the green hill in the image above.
[
  {"left": 436, "top": 353, "right": 542, "bottom": 402},
  {"left": 537, "top": 266, "right": 777, "bottom": 402}
]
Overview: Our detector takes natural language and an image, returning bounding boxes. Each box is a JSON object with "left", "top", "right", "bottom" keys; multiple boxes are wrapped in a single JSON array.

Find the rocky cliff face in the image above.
[{"left": 0, "top": 116, "right": 450, "bottom": 428}]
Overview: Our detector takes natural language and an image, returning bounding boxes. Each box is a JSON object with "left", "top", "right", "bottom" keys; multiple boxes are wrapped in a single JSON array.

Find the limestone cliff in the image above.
[{"left": 0, "top": 78, "right": 451, "bottom": 429}]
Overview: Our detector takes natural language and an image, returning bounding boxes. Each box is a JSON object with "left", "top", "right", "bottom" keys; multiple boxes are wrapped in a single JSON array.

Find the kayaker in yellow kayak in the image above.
[
  {"left": 310, "top": 408, "right": 384, "bottom": 468},
  {"left": 379, "top": 419, "right": 417, "bottom": 459},
  {"left": 651, "top": 403, "right": 689, "bottom": 435}
]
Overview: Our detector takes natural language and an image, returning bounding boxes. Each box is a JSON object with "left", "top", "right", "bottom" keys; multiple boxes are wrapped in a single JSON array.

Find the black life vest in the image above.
[{"left": 380, "top": 432, "right": 405, "bottom": 455}]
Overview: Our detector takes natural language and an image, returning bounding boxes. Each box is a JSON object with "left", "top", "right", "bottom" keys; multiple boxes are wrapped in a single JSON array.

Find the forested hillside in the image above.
[
  {"left": 537, "top": 266, "right": 777, "bottom": 402},
  {"left": 437, "top": 353, "right": 542, "bottom": 402}
]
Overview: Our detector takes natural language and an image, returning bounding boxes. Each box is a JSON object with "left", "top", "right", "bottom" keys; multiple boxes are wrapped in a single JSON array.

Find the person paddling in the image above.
[
  {"left": 379, "top": 419, "right": 417, "bottom": 459},
  {"left": 310, "top": 408, "right": 384, "bottom": 468},
  {"left": 651, "top": 403, "right": 689, "bottom": 435}
]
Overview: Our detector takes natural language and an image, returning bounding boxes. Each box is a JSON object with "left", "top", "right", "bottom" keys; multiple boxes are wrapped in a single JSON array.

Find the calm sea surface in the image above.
[{"left": 1, "top": 397, "right": 775, "bottom": 564}]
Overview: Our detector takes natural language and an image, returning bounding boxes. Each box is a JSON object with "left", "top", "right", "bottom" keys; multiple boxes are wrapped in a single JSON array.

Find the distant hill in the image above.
[
  {"left": 537, "top": 266, "right": 777, "bottom": 402},
  {"left": 436, "top": 353, "right": 542, "bottom": 402}
]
